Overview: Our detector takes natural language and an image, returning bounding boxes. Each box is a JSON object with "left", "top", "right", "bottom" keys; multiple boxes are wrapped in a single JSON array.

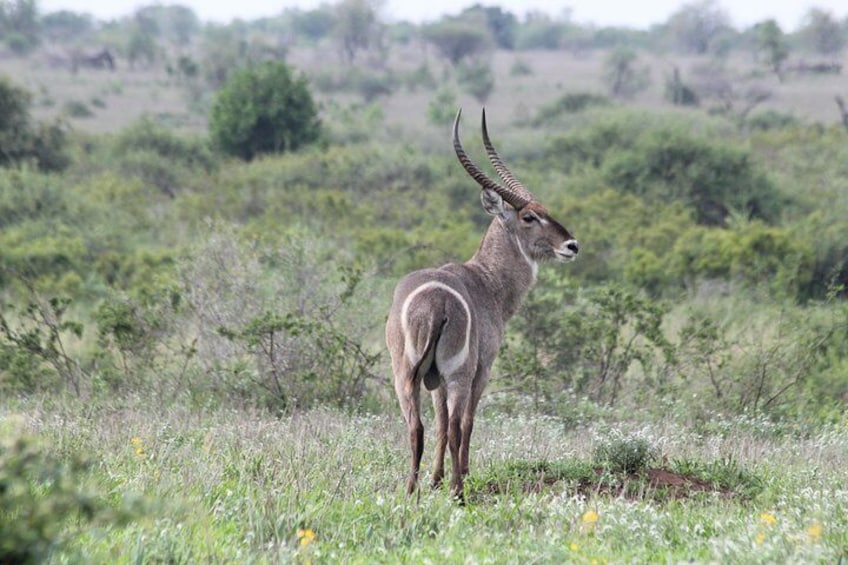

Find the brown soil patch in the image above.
[
  {"left": 581, "top": 467, "right": 733, "bottom": 500},
  {"left": 481, "top": 466, "right": 734, "bottom": 501}
]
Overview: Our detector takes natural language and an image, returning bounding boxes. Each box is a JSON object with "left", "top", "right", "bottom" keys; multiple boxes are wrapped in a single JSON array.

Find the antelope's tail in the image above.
[{"left": 411, "top": 316, "right": 447, "bottom": 392}]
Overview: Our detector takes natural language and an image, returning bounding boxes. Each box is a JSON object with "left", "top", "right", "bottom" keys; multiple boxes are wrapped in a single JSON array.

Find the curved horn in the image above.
[
  {"left": 481, "top": 108, "right": 535, "bottom": 204},
  {"left": 453, "top": 109, "right": 531, "bottom": 210}
]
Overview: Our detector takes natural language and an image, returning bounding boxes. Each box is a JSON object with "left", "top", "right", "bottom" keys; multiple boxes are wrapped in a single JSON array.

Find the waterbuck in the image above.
[{"left": 386, "top": 109, "right": 579, "bottom": 500}]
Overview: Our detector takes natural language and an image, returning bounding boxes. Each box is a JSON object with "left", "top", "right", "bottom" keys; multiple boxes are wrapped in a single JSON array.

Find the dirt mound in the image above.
[{"left": 480, "top": 465, "right": 735, "bottom": 501}]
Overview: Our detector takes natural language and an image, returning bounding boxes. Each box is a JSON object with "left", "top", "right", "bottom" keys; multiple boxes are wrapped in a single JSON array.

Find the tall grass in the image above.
[{"left": 3, "top": 396, "right": 846, "bottom": 563}]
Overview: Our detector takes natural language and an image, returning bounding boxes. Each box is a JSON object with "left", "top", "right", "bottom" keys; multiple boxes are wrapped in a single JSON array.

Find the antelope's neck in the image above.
[{"left": 466, "top": 218, "right": 537, "bottom": 320}]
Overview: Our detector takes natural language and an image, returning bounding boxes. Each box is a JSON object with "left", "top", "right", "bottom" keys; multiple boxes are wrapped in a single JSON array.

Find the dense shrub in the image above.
[
  {"left": 668, "top": 221, "right": 814, "bottom": 295},
  {"left": 209, "top": 61, "right": 321, "bottom": 160},
  {"left": 549, "top": 114, "right": 783, "bottom": 225},
  {"left": 675, "top": 295, "right": 848, "bottom": 418},
  {"left": 533, "top": 92, "right": 610, "bottom": 125},
  {"left": 115, "top": 117, "right": 217, "bottom": 171},
  {"left": 421, "top": 20, "right": 492, "bottom": 66},
  {"left": 0, "top": 77, "right": 69, "bottom": 172},
  {"left": 603, "top": 47, "right": 651, "bottom": 99},
  {"left": 515, "top": 18, "right": 564, "bottom": 49},
  {"left": 0, "top": 426, "right": 140, "bottom": 563},
  {"left": 181, "top": 227, "right": 385, "bottom": 411},
  {"left": 500, "top": 279, "right": 672, "bottom": 409},
  {"left": 111, "top": 118, "right": 216, "bottom": 197},
  {"left": 457, "top": 61, "right": 495, "bottom": 103}
]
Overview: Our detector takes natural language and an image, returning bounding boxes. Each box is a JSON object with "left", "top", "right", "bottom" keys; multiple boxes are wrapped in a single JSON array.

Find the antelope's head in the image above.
[{"left": 453, "top": 108, "right": 579, "bottom": 263}]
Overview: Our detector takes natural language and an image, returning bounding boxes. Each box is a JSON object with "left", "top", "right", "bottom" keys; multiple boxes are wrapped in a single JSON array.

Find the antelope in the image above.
[{"left": 386, "top": 109, "right": 579, "bottom": 500}]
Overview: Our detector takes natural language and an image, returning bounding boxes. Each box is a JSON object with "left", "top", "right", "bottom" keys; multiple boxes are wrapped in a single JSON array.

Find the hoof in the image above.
[{"left": 406, "top": 477, "right": 418, "bottom": 495}]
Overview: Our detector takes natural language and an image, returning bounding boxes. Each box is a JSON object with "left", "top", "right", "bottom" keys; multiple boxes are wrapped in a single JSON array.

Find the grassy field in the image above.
[
  {"left": 2, "top": 396, "right": 846, "bottom": 563},
  {"left": 4, "top": 44, "right": 847, "bottom": 137}
]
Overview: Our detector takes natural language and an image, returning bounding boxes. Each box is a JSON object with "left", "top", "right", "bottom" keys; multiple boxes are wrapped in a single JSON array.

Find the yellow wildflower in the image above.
[
  {"left": 130, "top": 437, "right": 146, "bottom": 457},
  {"left": 297, "top": 528, "right": 315, "bottom": 547},
  {"left": 759, "top": 512, "right": 777, "bottom": 526},
  {"left": 580, "top": 509, "right": 599, "bottom": 534},
  {"left": 582, "top": 510, "right": 599, "bottom": 524},
  {"left": 806, "top": 522, "right": 822, "bottom": 542},
  {"left": 755, "top": 532, "right": 767, "bottom": 545},
  {"left": 569, "top": 542, "right": 579, "bottom": 551}
]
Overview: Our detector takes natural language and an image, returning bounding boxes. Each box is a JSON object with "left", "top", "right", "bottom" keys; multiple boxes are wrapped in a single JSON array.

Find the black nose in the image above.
[{"left": 567, "top": 241, "right": 579, "bottom": 254}]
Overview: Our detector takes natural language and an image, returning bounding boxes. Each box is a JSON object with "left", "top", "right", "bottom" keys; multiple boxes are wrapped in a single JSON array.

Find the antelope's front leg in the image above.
[{"left": 446, "top": 382, "right": 469, "bottom": 501}]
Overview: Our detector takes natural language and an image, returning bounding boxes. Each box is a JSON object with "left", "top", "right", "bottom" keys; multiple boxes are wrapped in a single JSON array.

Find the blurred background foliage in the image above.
[{"left": 0, "top": 0, "right": 847, "bottom": 426}]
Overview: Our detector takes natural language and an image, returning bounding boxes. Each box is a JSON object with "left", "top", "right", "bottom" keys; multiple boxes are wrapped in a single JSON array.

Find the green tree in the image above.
[
  {"left": 798, "top": 8, "right": 845, "bottom": 56},
  {"left": 0, "top": 0, "right": 40, "bottom": 54},
  {"left": 665, "top": 0, "right": 731, "bottom": 54},
  {"left": 199, "top": 24, "right": 248, "bottom": 87},
  {"left": 136, "top": 4, "right": 199, "bottom": 46},
  {"left": 422, "top": 19, "right": 493, "bottom": 66},
  {"left": 514, "top": 11, "right": 565, "bottom": 50},
  {"left": 754, "top": 19, "right": 789, "bottom": 81},
  {"left": 289, "top": 6, "right": 335, "bottom": 43},
  {"left": 0, "top": 77, "right": 68, "bottom": 171},
  {"left": 127, "top": 27, "right": 157, "bottom": 68},
  {"left": 41, "top": 10, "right": 93, "bottom": 42},
  {"left": 460, "top": 4, "right": 517, "bottom": 49},
  {"left": 334, "top": 0, "right": 379, "bottom": 63},
  {"left": 209, "top": 61, "right": 321, "bottom": 161},
  {"left": 603, "top": 47, "right": 650, "bottom": 99},
  {"left": 457, "top": 60, "right": 495, "bottom": 103}
]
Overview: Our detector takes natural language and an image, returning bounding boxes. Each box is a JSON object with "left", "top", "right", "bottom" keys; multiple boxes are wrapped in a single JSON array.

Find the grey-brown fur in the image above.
[{"left": 385, "top": 109, "right": 579, "bottom": 500}]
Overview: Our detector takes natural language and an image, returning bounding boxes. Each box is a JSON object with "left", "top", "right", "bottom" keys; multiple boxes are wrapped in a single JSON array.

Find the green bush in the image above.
[
  {"left": 421, "top": 20, "right": 492, "bottom": 66},
  {"left": 668, "top": 221, "right": 813, "bottom": 295},
  {"left": 746, "top": 110, "right": 799, "bottom": 131},
  {"left": 402, "top": 63, "right": 437, "bottom": 92},
  {"left": 515, "top": 18, "right": 564, "bottom": 49},
  {"left": 181, "top": 227, "right": 385, "bottom": 412},
  {"left": 501, "top": 279, "right": 672, "bottom": 409},
  {"left": 63, "top": 100, "right": 93, "bottom": 118},
  {"left": 457, "top": 61, "right": 495, "bottom": 103},
  {"left": 209, "top": 61, "right": 321, "bottom": 160},
  {"left": 0, "top": 77, "right": 69, "bottom": 172},
  {"left": 0, "top": 425, "right": 140, "bottom": 563},
  {"left": 675, "top": 296, "right": 847, "bottom": 418},
  {"left": 664, "top": 68, "right": 698, "bottom": 106},
  {"left": 533, "top": 92, "right": 610, "bottom": 125},
  {"left": 115, "top": 117, "right": 216, "bottom": 172},
  {"left": 0, "top": 295, "right": 85, "bottom": 395},
  {"left": 603, "top": 47, "right": 650, "bottom": 99},
  {"left": 509, "top": 58, "right": 533, "bottom": 76},
  {"left": 593, "top": 433, "right": 657, "bottom": 473},
  {"left": 427, "top": 87, "right": 458, "bottom": 127},
  {"left": 548, "top": 115, "right": 784, "bottom": 226},
  {"left": 347, "top": 68, "right": 395, "bottom": 102},
  {"left": 0, "top": 431, "right": 90, "bottom": 562},
  {"left": 111, "top": 118, "right": 217, "bottom": 197}
]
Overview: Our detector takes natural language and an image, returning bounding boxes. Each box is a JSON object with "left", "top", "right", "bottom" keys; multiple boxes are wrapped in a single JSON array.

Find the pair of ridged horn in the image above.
[{"left": 452, "top": 108, "right": 534, "bottom": 210}]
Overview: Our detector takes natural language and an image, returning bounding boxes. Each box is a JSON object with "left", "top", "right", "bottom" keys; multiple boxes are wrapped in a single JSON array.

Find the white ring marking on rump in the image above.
[{"left": 400, "top": 281, "right": 471, "bottom": 376}]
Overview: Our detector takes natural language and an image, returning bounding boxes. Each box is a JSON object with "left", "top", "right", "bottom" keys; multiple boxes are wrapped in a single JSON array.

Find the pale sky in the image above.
[{"left": 37, "top": 0, "right": 848, "bottom": 32}]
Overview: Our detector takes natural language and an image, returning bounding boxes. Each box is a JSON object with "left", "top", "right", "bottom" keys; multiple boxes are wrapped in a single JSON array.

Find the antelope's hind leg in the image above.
[{"left": 393, "top": 362, "right": 424, "bottom": 495}]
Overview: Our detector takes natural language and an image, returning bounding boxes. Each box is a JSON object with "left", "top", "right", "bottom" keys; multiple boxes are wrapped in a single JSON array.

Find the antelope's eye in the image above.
[{"left": 522, "top": 213, "right": 538, "bottom": 223}]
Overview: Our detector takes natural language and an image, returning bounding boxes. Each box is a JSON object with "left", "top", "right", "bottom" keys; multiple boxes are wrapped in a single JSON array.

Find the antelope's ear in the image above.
[{"left": 480, "top": 188, "right": 506, "bottom": 218}]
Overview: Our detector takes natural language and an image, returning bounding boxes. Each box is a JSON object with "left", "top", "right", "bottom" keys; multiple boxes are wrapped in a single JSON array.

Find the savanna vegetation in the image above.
[{"left": 1, "top": 0, "right": 848, "bottom": 562}]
